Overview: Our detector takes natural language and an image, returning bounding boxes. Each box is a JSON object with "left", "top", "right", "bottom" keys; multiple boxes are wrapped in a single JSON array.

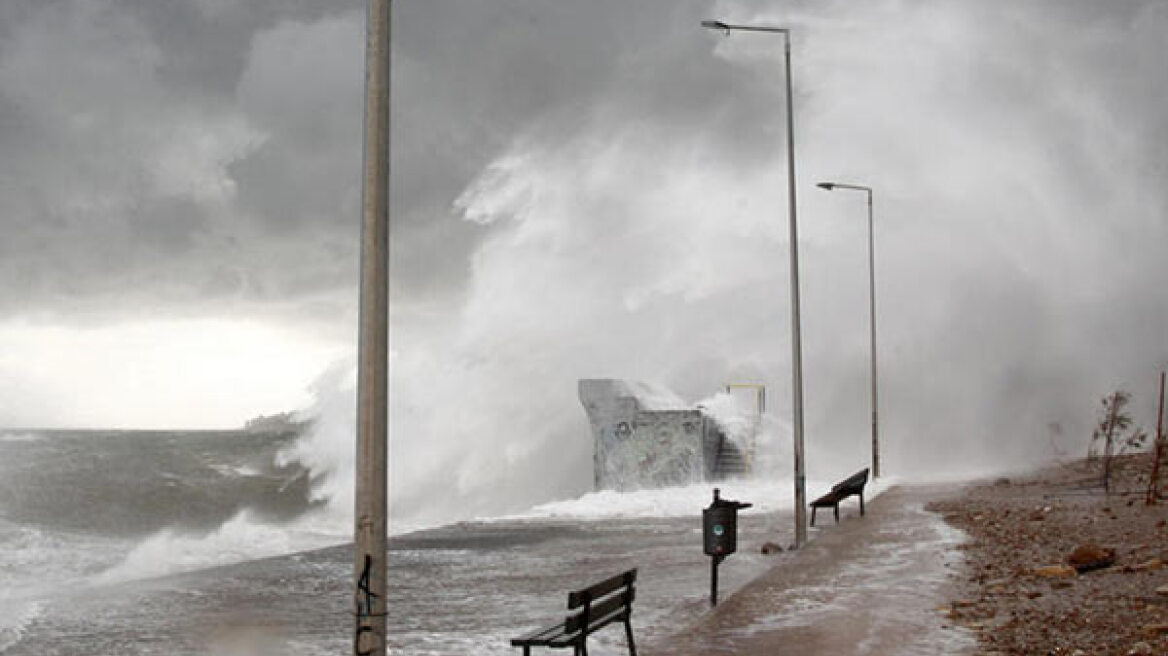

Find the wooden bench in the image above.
[
  {"left": 511, "top": 569, "right": 637, "bottom": 656},
  {"left": 810, "top": 468, "right": 869, "bottom": 526}
]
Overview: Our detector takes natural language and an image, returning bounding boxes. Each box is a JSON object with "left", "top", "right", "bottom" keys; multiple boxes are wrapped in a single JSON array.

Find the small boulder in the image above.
[
  {"left": 1142, "top": 623, "right": 1168, "bottom": 637},
  {"left": 760, "top": 541, "right": 784, "bottom": 555},
  {"left": 1066, "top": 543, "right": 1117, "bottom": 573},
  {"left": 1033, "top": 564, "right": 1077, "bottom": 578}
]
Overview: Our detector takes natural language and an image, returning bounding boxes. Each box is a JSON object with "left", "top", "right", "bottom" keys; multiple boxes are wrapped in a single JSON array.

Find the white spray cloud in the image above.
[{"left": 279, "top": 0, "right": 1168, "bottom": 530}]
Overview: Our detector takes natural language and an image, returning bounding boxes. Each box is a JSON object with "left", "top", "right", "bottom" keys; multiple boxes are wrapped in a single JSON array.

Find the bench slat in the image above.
[
  {"left": 511, "top": 624, "right": 568, "bottom": 647},
  {"left": 568, "top": 569, "right": 636, "bottom": 608},
  {"left": 810, "top": 491, "right": 843, "bottom": 506},
  {"left": 565, "top": 588, "right": 633, "bottom": 634},
  {"left": 549, "top": 608, "right": 628, "bottom": 647}
]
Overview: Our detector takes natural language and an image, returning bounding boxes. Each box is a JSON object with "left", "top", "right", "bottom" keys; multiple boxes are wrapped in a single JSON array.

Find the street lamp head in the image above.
[
  {"left": 817, "top": 182, "right": 836, "bottom": 191},
  {"left": 701, "top": 20, "right": 731, "bottom": 32}
]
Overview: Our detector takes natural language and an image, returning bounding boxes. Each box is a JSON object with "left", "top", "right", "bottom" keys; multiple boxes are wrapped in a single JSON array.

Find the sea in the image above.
[{"left": 0, "top": 428, "right": 819, "bottom": 655}]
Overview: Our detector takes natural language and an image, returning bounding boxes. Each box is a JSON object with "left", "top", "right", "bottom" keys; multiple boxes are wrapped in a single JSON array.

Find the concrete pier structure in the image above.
[{"left": 578, "top": 379, "right": 747, "bottom": 491}]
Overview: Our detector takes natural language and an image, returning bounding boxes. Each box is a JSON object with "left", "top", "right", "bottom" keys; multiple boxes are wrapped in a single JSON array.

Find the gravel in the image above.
[{"left": 928, "top": 454, "right": 1168, "bottom": 655}]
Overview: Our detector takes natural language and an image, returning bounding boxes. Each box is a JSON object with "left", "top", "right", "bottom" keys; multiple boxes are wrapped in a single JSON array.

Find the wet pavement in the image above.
[{"left": 648, "top": 486, "right": 978, "bottom": 655}]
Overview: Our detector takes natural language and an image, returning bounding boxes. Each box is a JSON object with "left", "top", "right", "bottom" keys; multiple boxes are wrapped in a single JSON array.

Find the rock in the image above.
[
  {"left": 1156, "top": 585, "right": 1168, "bottom": 597},
  {"left": 760, "top": 541, "right": 784, "bottom": 554},
  {"left": 1066, "top": 543, "right": 1117, "bottom": 573},
  {"left": 1127, "top": 642, "right": 1154, "bottom": 655},
  {"left": 1142, "top": 623, "right": 1168, "bottom": 636},
  {"left": 1033, "top": 564, "right": 1077, "bottom": 578},
  {"left": 993, "top": 477, "right": 1011, "bottom": 486}
]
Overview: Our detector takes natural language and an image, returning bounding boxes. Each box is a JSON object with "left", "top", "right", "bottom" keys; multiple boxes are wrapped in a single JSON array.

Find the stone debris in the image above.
[
  {"left": 1066, "top": 543, "right": 1117, "bottom": 573},
  {"left": 928, "top": 454, "right": 1168, "bottom": 654},
  {"left": 759, "top": 541, "right": 784, "bottom": 555},
  {"left": 1033, "top": 564, "right": 1078, "bottom": 578},
  {"left": 1143, "top": 623, "right": 1168, "bottom": 637}
]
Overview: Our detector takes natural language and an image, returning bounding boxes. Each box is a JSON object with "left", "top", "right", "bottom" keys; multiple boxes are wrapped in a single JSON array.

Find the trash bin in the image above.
[{"left": 702, "top": 488, "right": 751, "bottom": 605}]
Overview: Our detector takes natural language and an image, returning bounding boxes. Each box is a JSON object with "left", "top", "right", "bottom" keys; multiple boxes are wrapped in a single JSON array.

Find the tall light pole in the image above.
[
  {"left": 702, "top": 20, "right": 807, "bottom": 548},
  {"left": 355, "top": 0, "right": 390, "bottom": 655},
  {"left": 817, "top": 182, "right": 879, "bottom": 479}
]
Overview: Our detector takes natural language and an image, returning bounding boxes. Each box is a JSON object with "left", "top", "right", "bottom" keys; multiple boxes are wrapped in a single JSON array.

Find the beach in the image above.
[{"left": 929, "top": 454, "right": 1168, "bottom": 655}]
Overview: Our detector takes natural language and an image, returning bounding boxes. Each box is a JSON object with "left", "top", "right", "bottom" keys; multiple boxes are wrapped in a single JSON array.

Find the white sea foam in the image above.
[
  {"left": 501, "top": 476, "right": 895, "bottom": 521},
  {"left": 0, "top": 431, "right": 41, "bottom": 443},
  {"left": 94, "top": 508, "right": 349, "bottom": 584},
  {"left": 0, "top": 599, "right": 43, "bottom": 652},
  {"left": 208, "top": 462, "right": 263, "bottom": 478},
  {"left": 695, "top": 391, "right": 754, "bottom": 447}
]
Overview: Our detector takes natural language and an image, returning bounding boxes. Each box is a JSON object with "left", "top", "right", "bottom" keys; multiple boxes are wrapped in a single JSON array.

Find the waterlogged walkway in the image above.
[{"left": 648, "top": 486, "right": 977, "bottom": 656}]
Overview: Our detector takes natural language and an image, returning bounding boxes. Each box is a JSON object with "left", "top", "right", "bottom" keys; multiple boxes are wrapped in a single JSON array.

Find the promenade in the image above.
[{"left": 647, "top": 486, "right": 976, "bottom": 655}]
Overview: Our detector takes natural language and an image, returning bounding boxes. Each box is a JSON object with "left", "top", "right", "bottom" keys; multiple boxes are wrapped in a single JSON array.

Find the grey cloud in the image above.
[{"left": 0, "top": 0, "right": 1166, "bottom": 472}]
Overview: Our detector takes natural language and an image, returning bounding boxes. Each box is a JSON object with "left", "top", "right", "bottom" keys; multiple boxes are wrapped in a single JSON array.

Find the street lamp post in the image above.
[
  {"left": 702, "top": 20, "right": 808, "bottom": 549},
  {"left": 817, "top": 182, "right": 879, "bottom": 479}
]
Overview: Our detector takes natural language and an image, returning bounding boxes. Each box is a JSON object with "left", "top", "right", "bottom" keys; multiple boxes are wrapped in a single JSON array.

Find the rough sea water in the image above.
[
  {"left": 0, "top": 428, "right": 804, "bottom": 655},
  {"left": 0, "top": 428, "right": 962, "bottom": 655}
]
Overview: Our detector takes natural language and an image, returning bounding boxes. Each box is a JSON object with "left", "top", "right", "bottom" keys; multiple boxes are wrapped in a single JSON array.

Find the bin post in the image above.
[{"left": 710, "top": 553, "right": 724, "bottom": 606}]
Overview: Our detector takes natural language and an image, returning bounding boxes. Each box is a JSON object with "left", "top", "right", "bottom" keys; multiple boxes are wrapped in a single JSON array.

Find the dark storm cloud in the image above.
[
  {"left": 0, "top": 0, "right": 754, "bottom": 323},
  {"left": 0, "top": 0, "right": 1165, "bottom": 486}
]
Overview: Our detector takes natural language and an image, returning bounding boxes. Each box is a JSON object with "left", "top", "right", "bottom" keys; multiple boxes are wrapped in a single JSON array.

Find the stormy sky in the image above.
[{"left": 1, "top": 0, "right": 1166, "bottom": 514}]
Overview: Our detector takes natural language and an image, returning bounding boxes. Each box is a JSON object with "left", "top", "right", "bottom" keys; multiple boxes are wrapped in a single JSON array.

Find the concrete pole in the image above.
[
  {"left": 354, "top": 1, "right": 390, "bottom": 655},
  {"left": 781, "top": 32, "right": 808, "bottom": 549},
  {"left": 865, "top": 189, "right": 879, "bottom": 479}
]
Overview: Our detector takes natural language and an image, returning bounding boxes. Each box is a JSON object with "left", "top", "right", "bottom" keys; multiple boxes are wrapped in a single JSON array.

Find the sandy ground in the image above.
[
  {"left": 929, "top": 454, "right": 1168, "bottom": 656},
  {"left": 647, "top": 485, "right": 976, "bottom": 655}
]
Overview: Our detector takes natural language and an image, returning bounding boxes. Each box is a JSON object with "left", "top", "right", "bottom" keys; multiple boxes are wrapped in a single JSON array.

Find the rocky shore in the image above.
[{"left": 930, "top": 454, "right": 1168, "bottom": 655}]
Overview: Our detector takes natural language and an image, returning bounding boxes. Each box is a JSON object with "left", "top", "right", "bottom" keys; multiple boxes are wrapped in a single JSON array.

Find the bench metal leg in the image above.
[
  {"left": 860, "top": 492, "right": 865, "bottom": 516},
  {"left": 810, "top": 506, "right": 817, "bottom": 527},
  {"left": 834, "top": 504, "right": 840, "bottom": 524},
  {"left": 625, "top": 617, "right": 637, "bottom": 656}
]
